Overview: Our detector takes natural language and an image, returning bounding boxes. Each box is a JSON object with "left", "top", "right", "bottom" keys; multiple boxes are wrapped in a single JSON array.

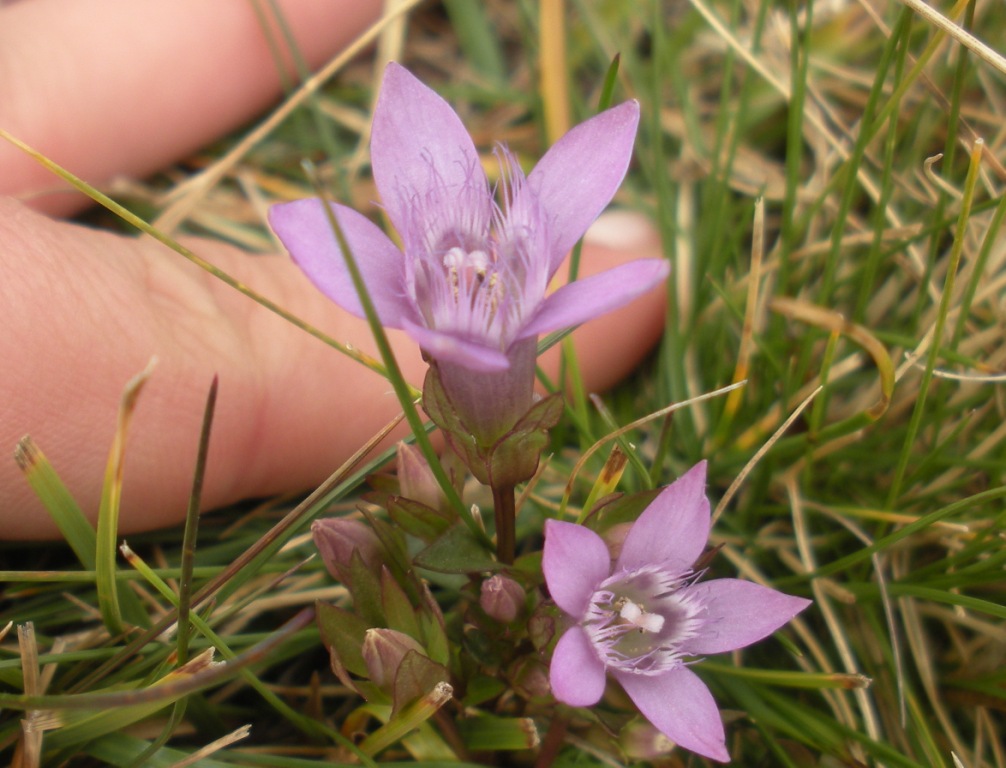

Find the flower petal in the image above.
[
  {"left": 400, "top": 319, "right": 510, "bottom": 372},
  {"left": 616, "top": 667, "right": 729, "bottom": 763},
  {"left": 549, "top": 626, "right": 607, "bottom": 706},
  {"left": 371, "top": 62, "right": 486, "bottom": 236},
  {"left": 617, "top": 462, "right": 711, "bottom": 573},
  {"left": 528, "top": 100, "right": 640, "bottom": 273},
  {"left": 543, "top": 519, "right": 611, "bottom": 618},
  {"left": 518, "top": 258, "right": 669, "bottom": 339},
  {"left": 681, "top": 579, "right": 812, "bottom": 655},
  {"left": 269, "top": 199, "right": 415, "bottom": 328}
]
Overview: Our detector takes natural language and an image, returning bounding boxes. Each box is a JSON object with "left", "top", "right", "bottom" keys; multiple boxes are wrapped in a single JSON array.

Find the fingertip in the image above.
[
  {"left": 541, "top": 210, "right": 667, "bottom": 393},
  {"left": 582, "top": 209, "right": 662, "bottom": 255}
]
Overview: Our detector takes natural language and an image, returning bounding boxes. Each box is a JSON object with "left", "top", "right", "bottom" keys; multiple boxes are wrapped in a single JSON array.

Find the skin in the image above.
[{"left": 0, "top": 0, "right": 666, "bottom": 540}]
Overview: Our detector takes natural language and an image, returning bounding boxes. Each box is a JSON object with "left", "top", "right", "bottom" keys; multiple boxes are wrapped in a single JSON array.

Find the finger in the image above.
[
  {"left": 0, "top": 200, "right": 663, "bottom": 539},
  {"left": 0, "top": 0, "right": 379, "bottom": 215}
]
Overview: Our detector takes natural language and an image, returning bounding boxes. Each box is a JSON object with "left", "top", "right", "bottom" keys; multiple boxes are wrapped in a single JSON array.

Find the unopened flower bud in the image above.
[
  {"left": 603, "top": 522, "right": 632, "bottom": 562},
  {"left": 362, "top": 628, "right": 425, "bottom": 689},
  {"left": 527, "top": 604, "right": 556, "bottom": 650},
  {"left": 396, "top": 442, "right": 446, "bottom": 510},
  {"left": 480, "top": 574, "right": 524, "bottom": 623},
  {"left": 510, "top": 657, "right": 551, "bottom": 701},
  {"left": 621, "top": 719, "right": 675, "bottom": 760},
  {"left": 312, "top": 518, "right": 382, "bottom": 581}
]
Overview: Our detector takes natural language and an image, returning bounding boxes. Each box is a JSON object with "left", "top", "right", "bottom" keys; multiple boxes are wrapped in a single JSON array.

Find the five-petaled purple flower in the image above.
[
  {"left": 543, "top": 462, "right": 811, "bottom": 763},
  {"left": 269, "top": 63, "right": 669, "bottom": 445}
]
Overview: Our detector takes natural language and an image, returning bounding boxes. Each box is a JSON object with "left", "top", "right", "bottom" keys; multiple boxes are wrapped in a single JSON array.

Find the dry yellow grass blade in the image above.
[
  {"left": 897, "top": 0, "right": 1006, "bottom": 78},
  {"left": 770, "top": 296, "right": 895, "bottom": 420},
  {"left": 539, "top": 0, "right": 571, "bottom": 145}
]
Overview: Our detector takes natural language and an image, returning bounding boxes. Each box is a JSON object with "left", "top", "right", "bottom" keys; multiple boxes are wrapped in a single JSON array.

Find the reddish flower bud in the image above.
[
  {"left": 362, "top": 628, "right": 425, "bottom": 689},
  {"left": 510, "top": 656, "right": 551, "bottom": 701},
  {"left": 396, "top": 442, "right": 446, "bottom": 510},
  {"left": 620, "top": 720, "right": 675, "bottom": 760},
  {"left": 311, "top": 517, "right": 382, "bottom": 581},
  {"left": 527, "top": 604, "right": 556, "bottom": 651},
  {"left": 602, "top": 521, "right": 632, "bottom": 562},
  {"left": 480, "top": 574, "right": 525, "bottom": 623}
]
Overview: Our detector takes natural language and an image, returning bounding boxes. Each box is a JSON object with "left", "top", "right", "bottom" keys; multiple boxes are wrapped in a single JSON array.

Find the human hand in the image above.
[{"left": 0, "top": 0, "right": 666, "bottom": 539}]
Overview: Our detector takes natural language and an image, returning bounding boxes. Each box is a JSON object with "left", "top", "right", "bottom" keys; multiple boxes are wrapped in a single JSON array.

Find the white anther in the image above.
[{"left": 619, "top": 600, "right": 665, "bottom": 633}]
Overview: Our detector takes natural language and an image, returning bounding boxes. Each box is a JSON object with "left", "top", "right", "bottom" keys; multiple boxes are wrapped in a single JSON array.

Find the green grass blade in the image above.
[
  {"left": 95, "top": 360, "right": 157, "bottom": 636},
  {"left": 14, "top": 437, "right": 97, "bottom": 569}
]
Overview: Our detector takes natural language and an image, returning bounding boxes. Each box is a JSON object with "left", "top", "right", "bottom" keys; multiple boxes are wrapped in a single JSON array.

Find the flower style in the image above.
[
  {"left": 543, "top": 462, "right": 811, "bottom": 763},
  {"left": 269, "top": 63, "right": 669, "bottom": 447}
]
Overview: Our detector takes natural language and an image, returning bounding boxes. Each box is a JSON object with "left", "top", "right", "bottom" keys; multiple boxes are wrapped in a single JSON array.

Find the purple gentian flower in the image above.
[
  {"left": 269, "top": 63, "right": 669, "bottom": 444},
  {"left": 543, "top": 462, "right": 811, "bottom": 763}
]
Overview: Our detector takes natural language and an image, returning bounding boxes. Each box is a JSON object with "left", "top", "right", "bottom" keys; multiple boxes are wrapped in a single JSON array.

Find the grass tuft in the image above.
[{"left": 2, "top": 0, "right": 1005, "bottom": 765}]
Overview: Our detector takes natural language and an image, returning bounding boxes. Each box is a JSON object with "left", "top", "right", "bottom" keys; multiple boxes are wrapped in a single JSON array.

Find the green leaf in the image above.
[
  {"left": 43, "top": 649, "right": 217, "bottom": 754},
  {"left": 457, "top": 714, "right": 539, "bottom": 751},
  {"left": 414, "top": 525, "right": 500, "bottom": 574},
  {"left": 463, "top": 675, "right": 507, "bottom": 706}
]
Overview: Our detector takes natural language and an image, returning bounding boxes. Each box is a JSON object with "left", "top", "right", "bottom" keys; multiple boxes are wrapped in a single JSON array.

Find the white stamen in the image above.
[
  {"left": 619, "top": 600, "right": 665, "bottom": 633},
  {"left": 442, "top": 247, "right": 466, "bottom": 270},
  {"left": 467, "top": 249, "right": 489, "bottom": 274}
]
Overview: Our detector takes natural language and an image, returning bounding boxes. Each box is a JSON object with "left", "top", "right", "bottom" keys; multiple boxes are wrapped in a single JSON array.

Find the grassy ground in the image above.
[{"left": 2, "top": 0, "right": 1005, "bottom": 765}]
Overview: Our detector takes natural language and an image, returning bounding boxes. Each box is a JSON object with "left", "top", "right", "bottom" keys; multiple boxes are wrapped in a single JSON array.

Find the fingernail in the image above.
[{"left": 583, "top": 210, "right": 657, "bottom": 251}]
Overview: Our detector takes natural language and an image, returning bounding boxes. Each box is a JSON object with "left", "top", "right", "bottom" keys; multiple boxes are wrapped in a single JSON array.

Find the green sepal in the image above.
[
  {"left": 387, "top": 496, "right": 453, "bottom": 541},
  {"left": 421, "top": 367, "right": 487, "bottom": 482},
  {"left": 418, "top": 582, "right": 450, "bottom": 666},
  {"left": 484, "top": 392, "right": 563, "bottom": 487},
  {"left": 414, "top": 524, "right": 501, "bottom": 574},
  {"left": 315, "top": 601, "right": 370, "bottom": 684},
  {"left": 420, "top": 365, "right": 466, "bottom": 434},
  {"left": 586, "top": 487, "right": 663, "bottom": 533},
  {"left": 359, "top": 506, "right": 412, "bottom": 584},
  {"left": 423, "top": 364, "right": 564, "bottom": 487},
  {"left": 392, "top": 650, "right": 450, "bottom": 716},
  {"left": 381, "top": 568, "right": 422, "bottom": 641},
  {"left": 348, "top": 550, "right": 387, "bottom": 627}
]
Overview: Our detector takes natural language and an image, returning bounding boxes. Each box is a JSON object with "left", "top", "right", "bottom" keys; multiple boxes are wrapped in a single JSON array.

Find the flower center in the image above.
[
  {"left": 583, "top": 566, "right": 704, "bottom": 676},
  {"left": 401, "top": 146, "right": 549, "bottom": 350}
]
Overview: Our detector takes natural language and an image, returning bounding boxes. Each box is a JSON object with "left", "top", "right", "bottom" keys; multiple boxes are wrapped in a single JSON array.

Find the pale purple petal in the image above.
[
  {"left": 371, "top": 62, "right": 486, "bottom": 236},
  {"left": 400, "top": 319, "right": 509, "bottom": 373},
  {"left": 528, "top": 100, "right": 640, "bottom": 273},
  {"left": 616, "top": 667, "right": 729, "bottom": 763},
  {"left": 681, "top": 579, "right": 812, "bottom": 655},
  {"left": 518, "top": 259, "right": 669, "bottom": 339},
  {"left": 269, "top": 199, "right": 415, "bottom": 328},
  {"left": 550, "top": 626, "right": 607, "bottom": 706},
  {"left": 617, "top": 462, "right": 711, "bottom": 573},
  {"left": 543, "top": 519, "right": 611, "bottom": 618}
]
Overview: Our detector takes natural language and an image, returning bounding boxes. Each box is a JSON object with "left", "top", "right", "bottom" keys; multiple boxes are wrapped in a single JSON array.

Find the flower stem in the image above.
[
  {"left": 492, "top": 484, "right": 516, "bottom": 565},
  {"left": 533, "top": 711, "right": 568, "bottom": 768}
]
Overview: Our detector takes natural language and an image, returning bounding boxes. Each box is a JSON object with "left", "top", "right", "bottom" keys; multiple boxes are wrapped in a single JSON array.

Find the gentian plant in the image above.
[
  {"left": 269, "top": 64, "right": 811, "bottom": 765},
  {"left": 270, "top": 63, "right": 668, "bottom": 562},
  {"left": 544, "top": 462, "right": 812, "bottom": 762}
]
